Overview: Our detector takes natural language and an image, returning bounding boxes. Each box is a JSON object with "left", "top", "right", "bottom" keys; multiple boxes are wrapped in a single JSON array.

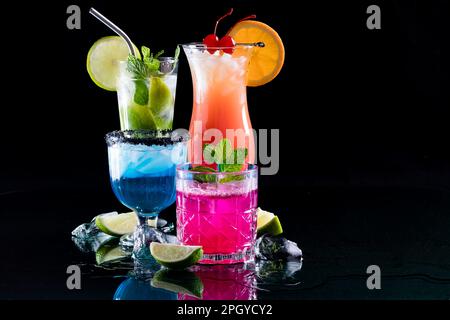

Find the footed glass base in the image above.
[
  {"left": 132, "top": 221, "right": 160, "bottom": 275},
  {"left": 199, "top": 248, "right": 255, "bottom": 265}
]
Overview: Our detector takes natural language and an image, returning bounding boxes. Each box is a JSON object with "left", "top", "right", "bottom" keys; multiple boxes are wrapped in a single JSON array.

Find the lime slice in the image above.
[
  {"left": 127, "top": 103, "right": 157, "bottom": 130},
  {"left": 95, "top": 212, "right": 161, "bottom": 236},
  {"left": 150, "top": 243, "right": 203, "bottom": 270},
  {"left": 149, "top": 77, "right": 173, "bottom": 115},
  {"left": 96, "top": 241, "right": 130, "bottom": 265},
  {"left": 95, "top": 212, "right": 139, "bottom": 236},
  {"left": 257, "top": 208, "right": 283, "bottom": 236},
  {"left": 86, "top": 36, "right": 140, "bottom": 91},
  {"left": 151, "top": 269, "right": 203, "bottom": 298}
]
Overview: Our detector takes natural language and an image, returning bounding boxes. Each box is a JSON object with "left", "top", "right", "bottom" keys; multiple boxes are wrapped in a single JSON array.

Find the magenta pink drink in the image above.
[
  {"left": 178, "top": 265, "right": 257, "bottom": 300},
  {"left": 177, "top": 189, "right": 257, "bottom": 262},
  {"left": 176, "top": 164, "right": 258, "bottom": 264}
]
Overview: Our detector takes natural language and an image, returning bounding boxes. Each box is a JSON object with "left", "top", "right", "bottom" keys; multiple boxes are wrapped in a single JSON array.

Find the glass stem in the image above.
[
  {"left": 132, "top": 213, "right": 160, "bottom": 268},
  {"left": 138, "top": 215, "right": 147, "bottom": 227},
  {"left": 139, "top": 215, "right": 158, "bottom": 228}
]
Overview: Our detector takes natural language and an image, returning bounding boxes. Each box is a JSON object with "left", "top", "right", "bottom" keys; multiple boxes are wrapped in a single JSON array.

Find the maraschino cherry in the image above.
[
  {"left": 218, "top": 35, "right": 235, "bottom": 54},
  {"left": 203, "top": 8, "right": 234, "bottom": 54},
  {"left": 203, "top": 10, "right": 258, "bottom": 55}
]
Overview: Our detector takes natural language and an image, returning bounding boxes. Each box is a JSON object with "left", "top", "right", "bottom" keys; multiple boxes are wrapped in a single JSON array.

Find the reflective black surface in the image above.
[{"left": 2, "top": 181, "right": 449, "bottom": 299}]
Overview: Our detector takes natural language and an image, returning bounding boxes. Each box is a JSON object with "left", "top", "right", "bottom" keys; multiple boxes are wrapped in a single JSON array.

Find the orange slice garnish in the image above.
[{"left": 228, "top": 20, "right": 285, "bottom": 86}]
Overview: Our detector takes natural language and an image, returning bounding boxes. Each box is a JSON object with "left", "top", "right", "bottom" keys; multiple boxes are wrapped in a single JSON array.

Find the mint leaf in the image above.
[
  {"left": 192, "top": 166, "right": 217, "bottom": 183},
  {"left": 145, "top": 59, "right": 160, "bottom": 74},
  {"left": 203, "top": 144, "right": 216, "bottom": 164},
  {"left": 234, "top": 148, "right": 248, "bottom": 164},
  {"left": 133, "top": 79, "right": 149, "bottom": 105},
  {"left": 218, "top": 163, "right": 243, "bottom": 172},
  {"left": 127, "top": 54, "right": 148, "bottom": 79},
  {"left": 219, "top": 174, "right": 245, "bottom": 183},
  {"left": 174, "top": 45, "right": 180, "bottom": 61},
  {"left": 214, "top": 139, "right": 233, "bottom": 164},
  {"left": 142, "top": 46, "right": 162, "bottom": 74},
  {"left": 193, "top": 166, "right": 215, "bottom": 172},
  {"left": 154, "top": 50, "right": 164, "bottom": 59},
  {"left": 142, "top": 46, "right": 151, "bottom": 60}
]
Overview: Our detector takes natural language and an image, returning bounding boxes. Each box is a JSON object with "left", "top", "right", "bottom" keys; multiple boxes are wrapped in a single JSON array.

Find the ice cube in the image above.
[
  {"left": 255, "top": 234, "right": 303, "bottom": 260},
  {"left": 119, "top": 219, "right": 177, "bottom": 252},
  {"left": 155, "top": 231, "right": 179, "bottom": 244},
  {"left": 128, "top": 149, "right": 173, "bottom": 176},
  {"left": 71, "top": 212, "right": 118, "bottom": 252},
  {"left": 255, "top": 259, "right": 303, "bottom": 283},
  {"left": 170, "top": 143, "right": 187, "bottom": 165}
]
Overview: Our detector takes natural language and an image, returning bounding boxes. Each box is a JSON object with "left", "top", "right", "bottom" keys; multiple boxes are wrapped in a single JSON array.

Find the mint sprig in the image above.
[
  {"left": 142, "top": 46, "right": 163, "bottom": 74},
  {"left": 127, "top": 46, "right": 163, "bottom": 80},
  {"left": 127, "top": 54, "right": 148, "bottom": 80},
  {"left": 194, "top": 139, "right": 248, "bottom": 183},
  {"left": 126, "top": 46, "right": 169, "bottom": 105}
]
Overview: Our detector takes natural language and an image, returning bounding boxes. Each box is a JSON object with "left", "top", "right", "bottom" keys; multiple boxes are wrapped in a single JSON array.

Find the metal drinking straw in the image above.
[{"left": 89, "top": 8, "right": 137, "bottom": 57}]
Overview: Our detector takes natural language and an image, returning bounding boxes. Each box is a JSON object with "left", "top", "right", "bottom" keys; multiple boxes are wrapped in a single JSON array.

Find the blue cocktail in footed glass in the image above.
[{"left": 106, "top": 130, "right": 188, "bottom": 274}]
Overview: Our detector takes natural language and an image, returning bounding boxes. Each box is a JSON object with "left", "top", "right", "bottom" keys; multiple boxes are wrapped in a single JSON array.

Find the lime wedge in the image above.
[
  {"left": 95, "top": 212, "right": 160, "bottom": 237},
  {"left": 127, "top": 103, "right": 157, "bottom": 130},
  {"left": 149, "top": 77, "right": 173, "bottom": 115},
  {"left": 95, "top": 212, "right": 139, "bottom": 236},
  {"left": 151, "top": 269, "right": 203, "bottom": 299},
  {"left": 96, "top": 241, "right": 130, "bottom": 265},
  {"left": 150, "top": 243, "right": 203, "bottom": 270},
  {"left": 257, "top": 208, "right": 283, "bottom": 236},
  {"left": 86, "top": 36, "right": 140, "bottom": 91}
]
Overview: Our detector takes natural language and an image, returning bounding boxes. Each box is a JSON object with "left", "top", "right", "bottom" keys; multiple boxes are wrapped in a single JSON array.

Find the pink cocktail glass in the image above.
[{"left": 176, "top": 164, "right": 258, "bottom": 264}]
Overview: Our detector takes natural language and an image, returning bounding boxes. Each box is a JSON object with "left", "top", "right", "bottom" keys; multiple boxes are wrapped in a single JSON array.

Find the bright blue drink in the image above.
[{"left": 108, "top": 141, "right": 186, "bottom": 216}]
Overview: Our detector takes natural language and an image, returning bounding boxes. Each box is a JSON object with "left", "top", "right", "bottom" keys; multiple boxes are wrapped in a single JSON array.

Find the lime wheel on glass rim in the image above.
[{"left": 86, "top": 36, "right": 140, "bottom": 91}]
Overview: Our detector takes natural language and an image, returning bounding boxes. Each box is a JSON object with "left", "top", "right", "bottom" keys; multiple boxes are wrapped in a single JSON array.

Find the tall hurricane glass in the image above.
[
  {"left": 116, "top": 58, "right": 178, "bottom": 130},
  {"left": 182, "top": 44, "right": 255, "bottom": 165},
  {"left": 106, "top": 130, "right": 188, "bottom": 273}
]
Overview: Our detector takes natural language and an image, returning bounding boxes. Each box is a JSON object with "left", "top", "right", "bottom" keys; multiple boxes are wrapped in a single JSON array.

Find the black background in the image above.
[
  {"left": 2, "top": 0, "right": 449, "bottom": 189},
  {"left": 1, "top": 0, "right": 449, "bottom": 299}
]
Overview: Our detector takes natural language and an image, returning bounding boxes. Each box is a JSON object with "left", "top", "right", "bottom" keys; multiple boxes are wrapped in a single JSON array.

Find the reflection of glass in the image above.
[
  {"left": 178, "top": 265, "right": 257, "bottom": 300},
  {"left": 106, "top": 130, "right": 188, "bottom": 273},
  {"left": 114, "top": 276, "right": 177, "bottom": 300},
  {"left": 117, "top": 58, "right": 178, "bottom": 130},
  {"left": 176, "top": 164, "right": 258, "bottom": 264},
  {"left": 151, "top": 269, "right": 203, "bottom": 299},
  {"left": 256, "top": 259, "right": 303, "bottom": 284},
  {"left": 183, "top": 44, "right": 255, "bottom": 164},
  {"left": 109, "top": 261, "right": 302, "bottom": 300}
]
